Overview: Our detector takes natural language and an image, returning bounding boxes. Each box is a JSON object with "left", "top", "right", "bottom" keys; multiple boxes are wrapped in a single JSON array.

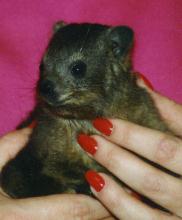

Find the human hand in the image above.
[
  {"left": 0, "top": 128, "right": 114, "bottom": 220},
  {"left": 78, "top": 78, "right": 182, "bottom": 219}
]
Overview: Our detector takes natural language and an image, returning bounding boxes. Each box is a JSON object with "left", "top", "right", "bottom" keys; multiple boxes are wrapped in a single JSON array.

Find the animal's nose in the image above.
[{"left": 39, "top": 79, "right": 58, "bottom": 102}]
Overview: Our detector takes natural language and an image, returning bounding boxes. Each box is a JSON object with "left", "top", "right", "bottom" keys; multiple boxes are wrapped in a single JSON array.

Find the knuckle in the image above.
[
  {"left": 142, "top": 172, "right": 163, "bottom": 193},
  {"left": 155, "top": 135, "right": 179, "bottom": 164}
]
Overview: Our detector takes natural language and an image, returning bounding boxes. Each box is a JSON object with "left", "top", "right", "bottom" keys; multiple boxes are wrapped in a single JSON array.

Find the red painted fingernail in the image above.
[
  {"left": 136, "top": 72, "right": 154, "bottom": 90},
  {"left": 77, "top": 134, "right": 98, "bottom": 155},
  {"left": 93, "top": 118, "right": 113, "bottom": 136},
  {"left": 85, "top": 170, "right": 105, "bottom": 192},
  {"left": 28, "top": 121, "right": 37, "bottom": 128}
]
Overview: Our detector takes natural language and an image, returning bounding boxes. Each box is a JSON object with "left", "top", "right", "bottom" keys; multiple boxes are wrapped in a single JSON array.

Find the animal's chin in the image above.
[{"left": 43, "top": 102, "right": 101, "bottom": 119}]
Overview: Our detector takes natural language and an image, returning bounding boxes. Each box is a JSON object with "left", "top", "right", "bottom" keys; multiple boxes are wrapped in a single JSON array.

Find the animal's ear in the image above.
[
  {"left": 53, "top": 21, "right": 67, "bottom": 33},
  {"left": 108, "top": 26, "right": 134, "bottom": 58}
]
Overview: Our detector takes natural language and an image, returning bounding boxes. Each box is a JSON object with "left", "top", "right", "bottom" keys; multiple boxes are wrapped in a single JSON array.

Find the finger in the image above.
[
  {"left": 0, "top": 128, "right": 32, "bottom": 170},
  {"left": 81, "top": 135, "right": 182, "bottom": 216},
  {"left": 86, "top": 173, "right": 180, "bottom": 220},
  {"left": 94, "top": 119, "right": 182, "bottom": 175},
  {"left": 14, "top": 194, "right": 111, "bottom": 220},
  {"left": 137, "top": 77, "right": 182, "bottom": 137},
  {"left": 150, "top": 91, "right": 182, "bottom": 137}
]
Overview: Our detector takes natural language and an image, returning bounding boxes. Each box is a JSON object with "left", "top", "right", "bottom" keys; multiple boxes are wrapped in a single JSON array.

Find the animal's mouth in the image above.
[
  {"left": 41, "top": 100, "right": 101, "bottom": 120},
  {"left": 40, "top": 98, "right": 71, "bottom": 114},
  {"left": 38, "top": 89, "right": 104, "bottom": 119}
]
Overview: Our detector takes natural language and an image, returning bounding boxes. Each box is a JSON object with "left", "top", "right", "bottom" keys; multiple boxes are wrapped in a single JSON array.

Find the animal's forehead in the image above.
[
  {"left": 45, "top": 24, "right": 109, "bottom": 64},
  {"left": 57, "top": 24, "right": 108, "bottom": 42},
  {"left": 48, "top": 24, "right": 109, "bottom": 51}
]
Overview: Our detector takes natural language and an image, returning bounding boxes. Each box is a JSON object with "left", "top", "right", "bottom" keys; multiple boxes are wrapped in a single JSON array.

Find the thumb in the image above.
[
  {"left": 13, "top": 194, "right": 111, "bottom": 220},
  {"left": 0, "top": 128, "right": 32, "bottom": 171}
]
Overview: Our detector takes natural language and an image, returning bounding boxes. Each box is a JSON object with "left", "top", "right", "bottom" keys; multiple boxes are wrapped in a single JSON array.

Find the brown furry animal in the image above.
[{"left": 1, "top": 22, "right": 168, "bottom": 198}]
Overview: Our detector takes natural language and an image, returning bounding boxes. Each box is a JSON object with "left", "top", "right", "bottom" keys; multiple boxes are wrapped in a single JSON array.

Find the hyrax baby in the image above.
[{"left": 1, "top": 22, "right": 168, "bottom": 198}]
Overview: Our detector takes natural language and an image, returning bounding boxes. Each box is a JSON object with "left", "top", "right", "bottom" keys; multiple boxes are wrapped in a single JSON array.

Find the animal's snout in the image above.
[{"left": 39, "top": 79, "right": 58, "bottom": 104}]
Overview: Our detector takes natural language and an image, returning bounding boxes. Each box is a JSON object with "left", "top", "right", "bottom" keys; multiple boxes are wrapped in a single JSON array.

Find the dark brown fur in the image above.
[{"left": 1, "top": 22, "right": 169, "bottom": 198}]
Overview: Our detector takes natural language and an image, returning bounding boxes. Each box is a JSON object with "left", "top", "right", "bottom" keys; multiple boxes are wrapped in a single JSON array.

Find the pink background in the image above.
[{"left": 0, "top": 0, "right": 181, "bottom": 136}]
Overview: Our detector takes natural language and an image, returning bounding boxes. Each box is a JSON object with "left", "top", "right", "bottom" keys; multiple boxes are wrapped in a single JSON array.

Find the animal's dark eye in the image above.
[{"left": 71, "top": 61, "right": 87, "bottom": 78}]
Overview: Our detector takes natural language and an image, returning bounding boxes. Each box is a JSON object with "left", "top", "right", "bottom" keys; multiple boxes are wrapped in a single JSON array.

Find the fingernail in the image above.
[
  {"left": 85, "top": 170, "right": 105, "bottom": 192},
  {"left": 77, "top": 134, "right": 98, "bottom": 155},
  {"left": 136, "top": 72, "right": 154, "bottom": 90},
  {"left": 28, "top": 121, "right": 37, "bottom": 128},
  {"left": 93, "top": 118, "right": 113, "bottom": 136}
]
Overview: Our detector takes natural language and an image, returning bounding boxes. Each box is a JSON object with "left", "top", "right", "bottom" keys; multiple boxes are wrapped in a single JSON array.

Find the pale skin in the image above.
[
  {"left": 90, "top": 79, "right": 182, "bottom": 220},
  {"left": 0, "top": 78, "right": 182, "bottom": 219}
]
